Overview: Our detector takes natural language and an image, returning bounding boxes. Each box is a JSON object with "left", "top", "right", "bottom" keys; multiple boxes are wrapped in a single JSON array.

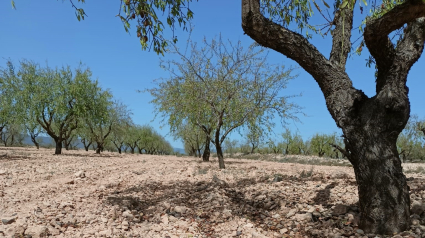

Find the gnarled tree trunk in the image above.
[{"left": 241, "top": 0, "right": 425, "bottom": 234}]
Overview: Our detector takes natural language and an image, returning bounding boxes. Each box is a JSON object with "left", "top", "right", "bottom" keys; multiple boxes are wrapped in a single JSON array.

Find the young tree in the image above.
[
  {"left": 241, "top": 0, "right": 425, "bottom": 233},
  {"left": 149, "top": 37, "right": 297, "bottom": 169},
  {"left": 245, "top": 123, "right": 264, "bottom": 154}
]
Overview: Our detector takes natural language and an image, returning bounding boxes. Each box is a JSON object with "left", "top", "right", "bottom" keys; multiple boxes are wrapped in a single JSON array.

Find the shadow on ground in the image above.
[{"left": 102, "top": 173, "right": 362, "bottom": 236}]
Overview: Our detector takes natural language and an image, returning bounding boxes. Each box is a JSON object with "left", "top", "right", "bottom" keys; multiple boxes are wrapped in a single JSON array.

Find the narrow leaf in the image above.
[{"left": 322, "top": 0, "right": 330, "bottom": 8}]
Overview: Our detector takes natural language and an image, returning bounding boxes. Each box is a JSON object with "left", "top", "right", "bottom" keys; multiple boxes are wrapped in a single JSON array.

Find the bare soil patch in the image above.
[{"left": 1, "top": 147, "right": 425, "bottom": 238}]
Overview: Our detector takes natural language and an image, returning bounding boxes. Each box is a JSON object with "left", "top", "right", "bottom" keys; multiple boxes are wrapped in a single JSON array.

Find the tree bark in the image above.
[
  {"left": 95, "top": 145, "right": 102, "bottom": 154},
  {"left": 30, "top": 135, "right": 40, "bottom": 149},
  {"left": 344, "top": 123, "right": 410, "bottom": 234},
  {"left": 202, "top": 137, "right": 210, "bottom": 162},
  {"left": 241, "top": 0, "right": 425, "bottom": 234},
  {"left": 55, "top": 140, "right": 62, "bottom": 155},
  {"left": 215, "top": 143, "right": 225, "bottom": 169}
]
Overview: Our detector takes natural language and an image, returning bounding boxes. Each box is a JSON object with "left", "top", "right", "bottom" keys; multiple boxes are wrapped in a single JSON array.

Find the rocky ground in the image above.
[{"left": 1, "top": 147, "right": 425, "bottom": 238}]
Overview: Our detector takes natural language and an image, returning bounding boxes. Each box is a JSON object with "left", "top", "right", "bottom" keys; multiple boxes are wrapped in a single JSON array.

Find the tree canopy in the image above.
[{"left": 148, "top": 36, "right": 298, "bottom": 168}]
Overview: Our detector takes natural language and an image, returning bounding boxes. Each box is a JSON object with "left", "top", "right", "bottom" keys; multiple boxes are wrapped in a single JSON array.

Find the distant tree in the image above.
[
  {"left": 125, "top": 124, "right": 142, "bottom": 154},
  {"left": 309, "top": 133, "right": 334, "bottom": 157},
  {"left": 224, "top": 139, "right": 238, "bottom": 156},
  {"left": 245, "top": 123, "right": 263, "bottom": 154},
  {"left": 397, "top": 115, "right": 425, "bottom": 162},
  {"left": 78, "top": 126, "right": 94, "bottom": 151},
  {"left": 175, "top": 122, "right": 206, "bottom": 158},
  {"left": 11, "top": 60, "right": 95, "bottom": 154},
  {"left": 149, "top": 37, "right": 297, "bottom": 169},
  {"left": 110, "top": 112, "right": 133, "bottom": 154},
  {"left": 25, "top": 122, "right": 44, "bottom": 149},
  {"left": 281, "top": 129, "right": 305, "bottom": 155},
  {"left": 0, "top": 61, "right": 21, "bottom": 139},
  {"left": 0, "top": 123, "right": 25, "bottom": 147},
  {"left": 267, "top": 138, "right": 283, "bottom": 154},
  {"left": 63, "top": 130, "right": 78, "bottom": 150}
]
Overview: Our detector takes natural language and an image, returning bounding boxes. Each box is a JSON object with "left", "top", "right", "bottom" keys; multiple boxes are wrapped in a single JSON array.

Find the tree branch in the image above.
[
  {"left": 241, "top": 0, "right": 353, "bottom": 99},
  {"left": 329, "top": 7, "right": 355, "bottom": 69},
  {"left": 364, "top": 0, "right": 425, "bottom": 93},
  {"left": 365, "top": 0, "right": 425, "bottom": 39},
  {"left": 392, "top": 18, "right": 425, "bottom": 73}
]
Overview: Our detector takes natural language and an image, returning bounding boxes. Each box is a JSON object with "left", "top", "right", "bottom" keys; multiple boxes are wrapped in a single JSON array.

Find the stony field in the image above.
[{"left": 1, "top": 147, "right": 425, "bottom": 238}]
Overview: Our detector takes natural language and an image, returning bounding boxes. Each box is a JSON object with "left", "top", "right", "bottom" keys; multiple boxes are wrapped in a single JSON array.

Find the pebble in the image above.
[{"left": 1, "top": 217, "right": 16, "bottom": 225}]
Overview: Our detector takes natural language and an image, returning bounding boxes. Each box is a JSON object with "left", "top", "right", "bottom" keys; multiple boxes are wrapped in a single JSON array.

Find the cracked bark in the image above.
[{"left": 242, "top": 0, "right": 425, "bottom": 234}]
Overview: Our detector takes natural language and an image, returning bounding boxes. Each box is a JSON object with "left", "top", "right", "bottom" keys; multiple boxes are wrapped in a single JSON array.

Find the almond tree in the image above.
[
  {"left": 148, "top": 37, "right": 297, "bottom": 169},
  {"left": 241, "top": 0, "right": 425, "bottom": 233},
  {"left": 13, "top": 61, "right": 93, "bottom": 154},
  {"left": 174, "top": 122, "right": 207, "bottom": 159}
]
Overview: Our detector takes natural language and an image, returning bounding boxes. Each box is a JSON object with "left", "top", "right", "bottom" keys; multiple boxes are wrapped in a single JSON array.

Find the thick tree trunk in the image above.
[
  {"left": 344, "top": 129, "right": 410, "bottom": 234},
  {"left": 95, "top": 142, "right": 103, "bottom": 154},
  {"left": 197, "top": 149, "right": 201, "bottom": 158},
  {"left": 202, "top": 138, "right": 210, "bottom": 162},
  {"left": 55, "top": 140, "right": 62, "bottom": 155},
  {"left": 130, "top": 147, "right": 135, "bottom": 154},
  {"left": 241, "top": 0, "right": 425, "bottom": 234},
  {"left": 215, "top": 143, "right": 225, "bottom": 169},
  {"left": 118, "top": 148, "right": 122, "bottom": 154}
]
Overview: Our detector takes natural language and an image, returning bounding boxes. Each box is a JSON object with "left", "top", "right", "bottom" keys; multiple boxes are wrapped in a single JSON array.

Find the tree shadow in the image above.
[
  {"left": 312, "top": 182, "right": 339, "bottom": 206},
  {"left": 56, "top": 153, "right": 116, "bottom": 158},
  {"left": 0, "top": 153, "right": 31, "bottom": 161},
  {"left": 104, "top": 175, "right": 298, "bottom": 234}
]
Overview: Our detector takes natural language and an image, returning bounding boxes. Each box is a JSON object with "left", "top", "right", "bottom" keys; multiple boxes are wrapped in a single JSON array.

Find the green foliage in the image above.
[
  {"left": 397, "top": 115, "right": 425, "bottom": 162},
  {"left": 281, "top": 129, "right": 305, "bottom": 155},
  {"left": 309, "top": 133, "right": 341, "bottom": 158},
  {"left": 244, "top": 123, "right": 264, "bottom": 153},
  {"left": 224, "top": 139, "right": 239, "bottom": 155},
  {"left": 1, "top": 60, "right": 104, "bottom": 153},
  {"left": 174, "top": 122, "right": 206, "bottom": 157},
  {"left": 0, "top": 123, "right": 25, "bottom": 147},
  {"left": 148, "top": 36, "right": 298, "bottom": 167}
]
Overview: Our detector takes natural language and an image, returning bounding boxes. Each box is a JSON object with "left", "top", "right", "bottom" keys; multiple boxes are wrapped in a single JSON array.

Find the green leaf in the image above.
[
  {"left": 322, "top": 0, "right": 330, "bottom": 8},
  {"left": 361, "top": 0, "right": 367, "bottom": 6},
  {"left": 11, "top": 0, "right": 16, "bottom": 9}
]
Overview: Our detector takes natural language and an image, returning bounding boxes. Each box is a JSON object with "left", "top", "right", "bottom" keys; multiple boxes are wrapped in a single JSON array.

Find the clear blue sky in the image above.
[{"left": 1, "top": 0, "right": 424, "bottom": 149}]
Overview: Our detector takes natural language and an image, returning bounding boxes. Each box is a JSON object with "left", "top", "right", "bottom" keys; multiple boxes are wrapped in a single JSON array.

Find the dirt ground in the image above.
[{"left": 1, "top": 147, "right": 425, "bottom": 238}]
